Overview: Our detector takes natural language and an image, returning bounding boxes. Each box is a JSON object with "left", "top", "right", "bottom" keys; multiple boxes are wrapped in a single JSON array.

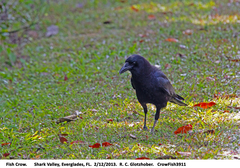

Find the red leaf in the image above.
[
  {"left": 230, "top": 59, "right": 240, "bottom": 62},
  {"left": 176, "top": 151, "right": 191, "bottom": 156},
  {"left": 89, "top": 143, "right": 101, "bottom": 148},
  {"left": 3, "top": 153, "right": 10, "bottom": 157},
  {"left": 174, "top": 124, "right": 192, "bottom": 135},
  {"left": 107, "top": 119, "right": 113, "bottom": 122},
  {"left": 102, "top": 142, "right": 113, "bottom": 147},
  {"left": 64, "top": 74, "right": 68, "bottom": 81},
  {"left": 70, "top": 140, "right": 85, "bottom": 145},
  {"left": 148, "top": 14, "right": 156, "bottom": 20},
  {"left": 193, "top": 102, "right": 216, "bottom": 109},
  {"left": 135, "top": 157, "right": 150, "bottom": 160},
  {"left": 131, "top": 6, "right": 139, "bottom": 12},
  {"left": 59, "top": 134, "right": 68, "bottom": 144},
  {"left": 158, "top": 143, "right": 162, "bottom": 146},
  {"left": 1, "top": 142, "right": 11, "bottom": 147},
  {"left": 165, "top": 38, "right": 179, "bottom": 42},
  {"left": 139, "top": 39, "right": 144, "bottom": 43}
]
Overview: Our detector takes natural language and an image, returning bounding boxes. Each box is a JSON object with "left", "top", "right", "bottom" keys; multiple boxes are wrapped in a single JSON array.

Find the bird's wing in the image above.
[
  {"left": 131, "top": 77, "right": 135, "bottom": 90},
  {"left": 154, "top": 71, "right": 175, "bottom": 96},
  {"left": 154, "top": 70, "right": 187, "bottom": 106}
]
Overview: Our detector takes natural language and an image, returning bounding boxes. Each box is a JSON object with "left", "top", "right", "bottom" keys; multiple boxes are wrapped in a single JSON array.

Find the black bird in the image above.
[{"left": 119, "top": 54, "right": 187, "bottom": 133}]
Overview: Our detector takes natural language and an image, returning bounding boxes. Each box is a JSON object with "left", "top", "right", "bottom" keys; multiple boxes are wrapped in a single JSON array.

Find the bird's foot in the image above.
[{"left": 143, "top": 126, "right": 148, "bottom": 131}]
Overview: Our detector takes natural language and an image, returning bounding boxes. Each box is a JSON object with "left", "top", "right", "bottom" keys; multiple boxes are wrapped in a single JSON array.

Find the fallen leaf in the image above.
[
  {"left": 64, "top": 74, "right": 68, "bottom": 81},
  {"left": 135, "top": 157, "right": 150, "bottom": 160},
  {"left": 165, "top": 63, "right": 171, "bottom": 69},
  {"left": 89, "top": 143, "right": 101, "bottom": 148},
  {"left": 106, "top": 154, "right": 111, "bottom": 159},
  {"left": 148, "top": 14, "right": 156, "bottom": 20},
  {"left": 182, "top": 29, "right": 193, "bottom": 35},
  {"left": 102, "top": 142, "right": 113, "bottom": 147},
  {"left": 165, "top": 38, "right": 179, "bottom": 42},
  {"left": 107, "top": 119, "right": 113, "bottom": 122},
  {"left": 131, "top": 6, "right": 139, "bottom": 12},
  {"left": 174, "top": 124, "right": 192, "bottom": 134},
  {"left": 203, "top": 130, "right": 215, "bottom": 134},
  {"left": 1, "top": 142, "right": 11, "bottom": 147},
  {"left": 130, "top": 134, "right": 137, "bottom": 139},
  {"left": 59, "top": 134, "right": 68, "bottom": 144},
  {"left": 3, "top": 153, "right": 10, "bottom": 157},
  {"left": 103, "top": 21, "right": 112, "bottom": 24},
  {"left": 193, "top": 102, "right": 216, "bottom": 109},
  {"left": 70, "top": 140, "right": 85, "bottom": 145},
  {"left": 223, "top": 110, "right": 229, "bottom": 113},
  {"left": 230, "top": 59, "right": 240, "bottom": 62},
  {"left": 139, "top": 39, "right": 144, "bottom": 43},
  {"left": 46, "top": 25, "right": 59, "bottom": 37},
  {"left": 176, "top": 151, "right": 191, "bottom": 156},
  {"left": 156, "top": 155, "right": 176, "bottom": 159},
  {"left": 56, "top": 114, "right": 78, "bottom": 124}
]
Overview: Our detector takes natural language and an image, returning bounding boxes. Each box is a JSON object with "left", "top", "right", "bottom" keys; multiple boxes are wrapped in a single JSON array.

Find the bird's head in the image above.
[{"left": 119, "top": 54, "right": 150, "bottom": 75}]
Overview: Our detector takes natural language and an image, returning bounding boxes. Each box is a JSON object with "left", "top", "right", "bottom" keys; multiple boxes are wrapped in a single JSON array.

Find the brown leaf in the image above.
[
  {"left": 230, "top": 59, "right": 240, "bottom": 62},
  {"left": 182, "top": 29, "right": 193, "bottom": 35},
  {"left": 131, "top": 6, "right": 139, "bottom": 12},
  {"left": 56, "top": 114, "right": 78, "bottom": 124},
  {"left": 130, "top": 134, "right": 137, "bottom": 139},
  {"left": 176, "top": 151, "right": 191, "bottom": 156},
  {"left": 64, "top": 74, "right": 68, "bottom": 81},
  {"left": 164, "top": 63, "right": 171, "bottom": 69},
  {"left": 103, "top": 21, "right": 112, "bottom": 24},
  {"left": 46, "top": 25, "right": 59, "bottom": 37},
  {"left": 59, "top": 134, "right": 68, "bottom": 144},
  {"left": 107, "top": 119, "right": 113, "bottom": 122},
  {"left": 3, "top": 153, "right": 10, "bottom": 157},
  {"left": 1, "top": 142, "right": 11, "bottom": 147},
  {"left": 165, "top": 38, "right": 179, "bottom": 42},
  {"left": 148, "top": 14, "right": 156, "bottom": 20}
]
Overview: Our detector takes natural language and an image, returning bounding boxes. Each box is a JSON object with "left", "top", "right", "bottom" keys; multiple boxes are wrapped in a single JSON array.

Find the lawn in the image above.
[{"left": 0, "top": 0, "right": 240, "bottom": 159}]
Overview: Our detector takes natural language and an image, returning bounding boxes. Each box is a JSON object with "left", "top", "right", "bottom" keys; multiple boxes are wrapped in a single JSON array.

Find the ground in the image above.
[{"left": 0, "top": 0, "right": 240, "bottom": 159}]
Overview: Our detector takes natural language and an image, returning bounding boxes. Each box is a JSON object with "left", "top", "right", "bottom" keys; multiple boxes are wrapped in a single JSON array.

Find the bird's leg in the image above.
[
  {"left": 151, "top": 107, "right": 160, "bottom": 133},
  {"left": 141, "top": 103, "right": 148, "bottom": 130}
]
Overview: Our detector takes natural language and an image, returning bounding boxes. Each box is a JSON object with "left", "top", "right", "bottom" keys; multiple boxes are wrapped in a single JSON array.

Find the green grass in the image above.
[{"left": 0, "top": 0, "right": 240, "bottom": 159}]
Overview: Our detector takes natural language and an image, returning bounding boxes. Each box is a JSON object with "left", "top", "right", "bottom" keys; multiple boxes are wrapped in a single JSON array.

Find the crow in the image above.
[{"left": 119, "top": 54, "right": 187, "bottom": 133}]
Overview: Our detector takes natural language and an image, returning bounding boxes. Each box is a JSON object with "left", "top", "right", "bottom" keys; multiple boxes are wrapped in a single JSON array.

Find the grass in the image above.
[{"left": 0, "top": 0, "right": 240, "bottom": 159}]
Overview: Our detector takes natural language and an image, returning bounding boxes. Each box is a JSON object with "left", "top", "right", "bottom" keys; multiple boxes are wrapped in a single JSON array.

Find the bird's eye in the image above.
[{"left": 133, "top": 61, "right": 136, "bottom": 65}]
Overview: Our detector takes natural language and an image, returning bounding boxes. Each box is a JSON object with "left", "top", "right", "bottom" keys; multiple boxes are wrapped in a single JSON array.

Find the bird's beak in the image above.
[{"left": 119, "top": 62, "right": 133, "bottom": 74}]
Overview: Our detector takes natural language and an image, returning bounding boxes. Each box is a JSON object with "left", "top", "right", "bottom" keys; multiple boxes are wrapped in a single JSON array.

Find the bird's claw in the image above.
[{"left": 143, "top": 126, "right": 148, "bottom": 131}]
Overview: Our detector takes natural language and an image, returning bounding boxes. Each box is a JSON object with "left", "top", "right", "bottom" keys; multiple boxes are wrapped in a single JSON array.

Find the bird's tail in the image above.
[{"left": 170, "top": 95, "right": 187, "bottom": 106}]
